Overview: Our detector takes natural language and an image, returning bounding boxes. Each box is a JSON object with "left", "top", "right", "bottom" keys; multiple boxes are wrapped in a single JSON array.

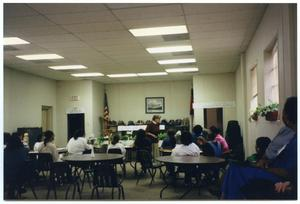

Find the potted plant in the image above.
[
  {"left": 249, "top": 105, "right": 263, "bottom": 122},
  {"left": 158, "top": 132, "right": 167, "bottom": 140},
  {"left": 262, "top": 103, "right": 279, "bottom": 121}
]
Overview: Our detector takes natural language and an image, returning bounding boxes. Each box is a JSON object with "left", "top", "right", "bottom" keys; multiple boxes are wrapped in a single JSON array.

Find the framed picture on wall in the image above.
[{"left": 145, "top": 97, "right": 165, "bottom": 114}]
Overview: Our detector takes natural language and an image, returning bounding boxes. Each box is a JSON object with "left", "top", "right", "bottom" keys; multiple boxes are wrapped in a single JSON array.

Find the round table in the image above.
[
  {"left": 156, "top": 155, "right": 226, "bottom": 199},
  {"left": 62, "top": 153, "right": 124, "bottom": 163}
]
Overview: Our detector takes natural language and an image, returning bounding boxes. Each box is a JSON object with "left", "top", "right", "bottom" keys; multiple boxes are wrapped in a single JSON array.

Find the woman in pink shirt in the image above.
[{"left": 209, "top": 126, "right": 229, "bottom": 153}]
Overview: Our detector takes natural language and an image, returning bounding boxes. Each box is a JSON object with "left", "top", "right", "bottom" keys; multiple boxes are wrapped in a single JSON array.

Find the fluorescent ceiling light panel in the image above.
[
  {"left": 158, "top": 58, "right": 196, "bottom": 65},
  {"left": 129, "top": 25, "right": 188, "bottom": 37},
  {"left": 71, "top": 73, "right": 104, "bottom": 77},
  {"left": 16, "top": 54, "right": 64, "bottom": 60},
  {"left": 146, "top": 45, "right": 192, "bottom": 54},
  {"left": 49, "top": 65, "right": 87, "bottom": 70},
  {"left": 4, "top": 37, "right": 30, "bottom": 45},
  {"left": 166, "top": 68, "right": 199, "bottom": 73},
  {"left": 107, "top": 73, "right": 138, "bottom": 78},
  {"left": 137, "top": 72, "right": 168, "bottom": 76}
]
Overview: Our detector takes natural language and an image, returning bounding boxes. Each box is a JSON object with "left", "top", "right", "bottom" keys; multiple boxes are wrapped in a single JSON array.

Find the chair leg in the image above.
[
  {"left": 72, "top": 183, "right": 76, "bottom": 199},
  {"left": 65, "top": 184, "right": 72, "bottom": 199},
  {"left": 86, "top": 172, "right": 92, "bottom": 188},
  {"left": 29, "top": 182, "right": 38, "bottom": 199},
  {"left": 118, "top": 187, "right": 121, "bottom": 200},
  {"left": 111, "top": 187, "right": 114, "bottom": 199},
  {"left": 149, "top": 169, "right": 156, "bottom": 186},
  {"left": 77, "top": 182, "right": 82, "bottom": 199},
  {"left": 91, "top": 187, "right": 95, "bottom": 199},
  {"left": 96, "top": 188, "right": 100, "bottom": 199},
  {"left": 121, "top": 186, "right": 125, "bottom": 200}
]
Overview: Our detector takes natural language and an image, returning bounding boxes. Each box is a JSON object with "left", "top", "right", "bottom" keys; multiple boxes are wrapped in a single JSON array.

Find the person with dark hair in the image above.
[
  {"left": 171, "top": 131, "right": 201, "bottom": 156},
  {"left": 145, "top": 115, "right": 161, "bottom": 158},
  {"left": 4, "top": 132, "right": 11, "bottom": 148},
  {"left": 107, "top": 134, "right": 126, "bottom": 157},
  {"left": 192, "top": 125, "right": 203, "bottom": 143},
  {"left": 66, "top": 129, "right": 91, "bottom": 155},
  {"left": 33, "top": 134, "right": 44, "bottom": 151},
  {"left": 4, "top": 134, "right": 29, "bottom": 198},
  {"left": 209, "top": 126, "right": 229, "bottom": 153},
  {"left": 247, "top": 137, "right": 271, "bottom": 164},
  {"left": 37, "top": 130, "right": 59, "bottom": 162},
  {"left": 161, "top": 129, "right": 176, "bottom": 149},
  {"left": 221, "top": 97, "right": 297, "bottom": 199},
  {"left": 197, "top": 136, "right": 222, "bottom": 157},
  {"left": 257, "top": 97, "right": 297, "bottom": 168},
  {"left": 134, "top": 129, "right": 152, "bottom": 153},
  {"left": 225, "top": 120, "right": 245, "bottom": 161}
]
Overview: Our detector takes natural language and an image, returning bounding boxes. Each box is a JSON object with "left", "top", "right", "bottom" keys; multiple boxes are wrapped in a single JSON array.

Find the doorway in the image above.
[
  {"left": 204, "top": 108, "right": 223, "bottom": 131},
  {"left": 67, "top": 113, "right": 85, "bottom": 140},
  {"left": 42, "top": 106, "right": 53, "bottom": 131}
]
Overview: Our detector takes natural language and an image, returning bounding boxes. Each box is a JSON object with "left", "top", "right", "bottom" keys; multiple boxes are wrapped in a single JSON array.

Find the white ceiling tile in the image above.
[
  {"left": 45, "top": 11, "right": 116, "bottom": 25},
  {"left": 112, "top": 4, "right": 183, "bottom": 20},
  {"left": 24, "top": 34, "right": 79, "bottom": 43},
  {"left": 4, "top": 3, "right": 39, "bottom": 17},
  {"left": 75, "top": 31, "right": 132, "bottom": 41},
  {"left": 28, "top": 3, "right": 107, "bottom": 14},
  {"left": 6, "top": 25, "right": 68, "bottom": 37},
  {"left": 61, "top": 21, "right": 124, "bottom": 34},
  {"left": 37, "top": 41, "right": 89, "bottom": 49},
  {"left": 106, "top": 3, "right": 166, "bottom": 10},
  {"left": 4, "top": 15, "right": 56, "bottom": 28}
]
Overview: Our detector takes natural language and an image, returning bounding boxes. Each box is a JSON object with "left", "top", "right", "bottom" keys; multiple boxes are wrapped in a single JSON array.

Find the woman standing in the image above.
[{"left": 145, "top": 115, "right": 160, "bottom": 158}]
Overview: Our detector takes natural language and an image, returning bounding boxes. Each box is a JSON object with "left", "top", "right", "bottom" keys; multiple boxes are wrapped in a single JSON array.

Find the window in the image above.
[
  {"left": 250, "top": 65, "right": 258, "bottom": 111},
  {"left": 264, "top": 42, "right": 279, "bottom": 104}
]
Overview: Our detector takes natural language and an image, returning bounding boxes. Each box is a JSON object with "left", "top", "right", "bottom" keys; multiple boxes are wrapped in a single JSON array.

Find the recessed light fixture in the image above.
[
  {"left": 129, "top": 25, "right": 188, "bottom": 37},
  {"left": 158, "top": 58, "right": 196, "bottom": 65},
  {"left": 166, "top": 68, "right": 199, "bottom": 73},
  {"left": 107, "top": 73, "right": 138, "bottom": 78},
  {"left": 146, "top": 45, "right": 193, "bottom": 54},
  {"left": 16, "top": 54, "right": 64, "bottom": 60},
  {"left": 137, "top": 72, "right": 168, "bottom": 76},
  {"left": 49, "top": 65, "right": 87, "bottom": 70},
  {"left": 4, "top": 37, "right": 30, "bottom": 45},
  {"left": 71, "top": 72, "right": 104, "bottom": 77}
]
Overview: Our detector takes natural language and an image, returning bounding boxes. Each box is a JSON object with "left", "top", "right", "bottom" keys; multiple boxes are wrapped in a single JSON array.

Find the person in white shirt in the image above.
[
  {"left": 37, "top": 130, "right": 59, "bottom": 162},
  {"left": 33, "top": 134, "right": 44, "bottom": 152},
  {"left": 107, "top": 134, "right": 126, "bottom": 157},
  {"left": 172, "top": 131, "right": 201, "bottom": 156},
  {"left": 66, "top": 129, "right": 92, "bottom": 155}
]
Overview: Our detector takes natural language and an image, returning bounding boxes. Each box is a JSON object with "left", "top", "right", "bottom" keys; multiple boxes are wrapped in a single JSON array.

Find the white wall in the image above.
[
  {"left": 4, "top": 67, "right": 57, "bottom": 133},
  {"left": 239, "top": 4, "right": 297, "bottom": 156},
  {"left": 105, "top": 80, "right": 192, "bottom": 123},
  {"left": 193, "top": 73, "right": 236, "bottom": 131},
  {"left": 92, "top": 81, "right": 105, "bottom": 138}
]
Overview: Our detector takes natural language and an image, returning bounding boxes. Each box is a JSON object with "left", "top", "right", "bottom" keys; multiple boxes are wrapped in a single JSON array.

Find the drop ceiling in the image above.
[{"left": 4, "top": 3, "right": 267, "bottom": 83}]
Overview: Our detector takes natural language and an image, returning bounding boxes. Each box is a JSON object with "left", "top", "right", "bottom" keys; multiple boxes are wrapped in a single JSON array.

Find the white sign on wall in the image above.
[
  {"left": 193, "top": 101, "right": 236, "bottom": 109},
  {"left": 66, "top": 107, "right": 85, "bottom": 114}
]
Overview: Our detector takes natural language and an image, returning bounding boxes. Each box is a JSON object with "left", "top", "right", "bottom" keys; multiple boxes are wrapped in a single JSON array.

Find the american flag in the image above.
[
  {"left": 190, "top": 88, "right": 194, "bottom": 116},
  {"left": 104, "top": 92, "right": 109, "bottom": 125}
]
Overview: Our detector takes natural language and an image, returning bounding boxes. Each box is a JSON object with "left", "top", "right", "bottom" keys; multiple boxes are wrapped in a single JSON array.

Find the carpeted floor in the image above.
[{"left": 17, "top": 163, "right": 219, "bottom": 201}]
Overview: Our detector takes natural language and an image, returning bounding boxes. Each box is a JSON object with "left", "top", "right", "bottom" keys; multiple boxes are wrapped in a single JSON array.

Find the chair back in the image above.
[
  {"left": 93, "top": 164, "right": 119, "bottom": 187},
  {"left": 49, "top": 162, "right": 73, "bottom": 183},
  {"left": 136, "top": 149, "right": 153, "bottom": 169},
  {"left": 37, "top": 153, "right": 53, "bottom": 171},
  {"left": 108, "top": 148, "right": 122, "bottom": 155}
]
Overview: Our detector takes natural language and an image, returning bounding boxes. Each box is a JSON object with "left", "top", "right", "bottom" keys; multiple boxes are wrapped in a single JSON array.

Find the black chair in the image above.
[
  {"left": 29, "top": 153, "right": 53, "bottom": 179},
  {"left": 47, "top": 161, "right": 81, "bottom": 200},
  {"left": 4, "top": 160, "right": 38, "bottom": 200},
  {"left": 107, "top": 148, "right": 126, "bottom": 177},
  {"left": 136, "top": 149, "right": 165, "bottom": 186},
  {"left": 91, "top": 164, "right": 125, "bottom": 200}
]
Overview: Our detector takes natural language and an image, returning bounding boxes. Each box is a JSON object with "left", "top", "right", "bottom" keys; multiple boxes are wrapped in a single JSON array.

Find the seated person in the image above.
[
  {"left": 134, "top": 129, "right": 152, "bottom": 153},
  {"left": 107, "top": 134, "right": 126, "bottom": 157},
  {"left": 172, "top": 131, "right": 201, "bottom": 156},
  {"left": 197, "top": 136, "right": 222, "bottom": 157},
  {"left": 66, "top": 129, "right": 91, "bottom": 154},
  {"left": 221, "top": 97, "right": 297, "bottom": 199},
  {"left": 161, "top": 129, "right": 176, "bottom": 149},
  {"left": 4, "top": 132, "right": 11, "bottom": 149},
  {"left": 246, "top": 137, "right": 271, "bottom": 164},
  {"left": 209, "top": 126, "right": 229, "bottom": 153},
  {"left": 192, "top": 125, "right": 203, "bottom": 143},
  {"left": 37, "top": 130, "right": 59, "bottom": 162},
  {"left": 4, "top": 134, "right": 29, "bottom": 199},
  {"left": 33, "top": 134, "right": 44, "bottom": 152}
]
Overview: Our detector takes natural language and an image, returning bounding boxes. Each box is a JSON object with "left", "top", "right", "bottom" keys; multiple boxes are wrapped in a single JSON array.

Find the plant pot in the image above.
[
  {"left": 265, "top": 111, "right": 278, "bottom": 121},
  {"left": 251, "top": 113, "right": 258, "bottom": 121}
]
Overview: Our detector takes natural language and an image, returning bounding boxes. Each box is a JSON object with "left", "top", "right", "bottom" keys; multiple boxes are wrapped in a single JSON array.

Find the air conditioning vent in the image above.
[
  {"left": 172, "top": 51, "right": 194, "bottom": 56},
  {"left": 162, "top": 33, "right": 190, "bottom": 41},
  {"left": 4, "top": 46, "right": 20, "bottom": 51}
]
